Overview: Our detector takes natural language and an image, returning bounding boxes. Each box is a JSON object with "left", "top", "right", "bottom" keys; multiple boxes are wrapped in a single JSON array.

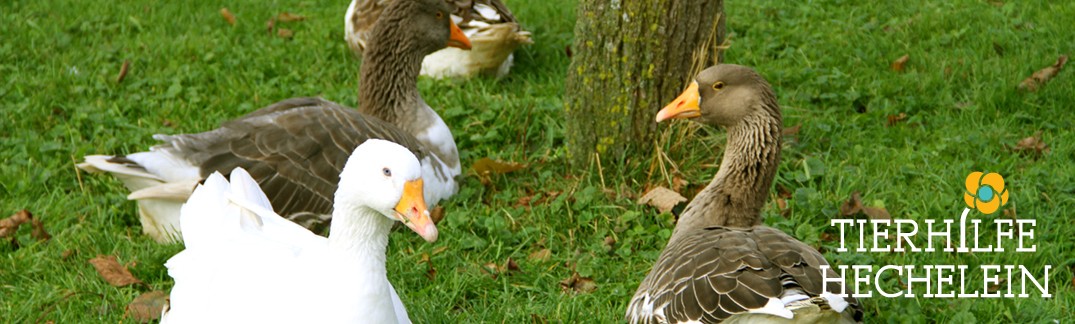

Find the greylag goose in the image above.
[
  {"left": 162, "top": 140, "right": 435, "bottom": 323},
  {"left": 626, "top": 65, "right": 864, "bottom": 323},
  {"left": 78, "top": 0, "right": 470, "bottom": 242},
  {"left": 346, "top": 0, "right": 532, "bottom": 78}
]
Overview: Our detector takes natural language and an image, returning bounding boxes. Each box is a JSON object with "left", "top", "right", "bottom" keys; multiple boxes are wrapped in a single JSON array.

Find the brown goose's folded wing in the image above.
[
  {"left": 627, "top": 226, "right": 863, "bottom": 323},
  {"left": 156, "top": 97, "right": 426, "bottom": 233}
]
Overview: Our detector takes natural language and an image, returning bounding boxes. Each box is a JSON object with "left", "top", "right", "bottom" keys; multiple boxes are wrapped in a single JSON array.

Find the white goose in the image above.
[
  {"left": 161, "top": 140, "right": 436, "bottom": 324},
  {"left": 346, "top": 0, "right": 532, "bottom": 78},
  {"left": 79, "top": 0, "right": 470, "bottom": 242}
]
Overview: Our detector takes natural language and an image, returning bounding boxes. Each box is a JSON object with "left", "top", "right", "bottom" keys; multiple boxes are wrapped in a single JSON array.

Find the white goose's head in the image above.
[{"left": 337, "top": 139, "right": 438, "bottom": 242}]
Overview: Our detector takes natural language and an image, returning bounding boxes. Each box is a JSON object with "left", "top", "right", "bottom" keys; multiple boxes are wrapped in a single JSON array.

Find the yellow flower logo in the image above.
[{"left": 963, "top": 172, "right": 1009, "bottom": 214}]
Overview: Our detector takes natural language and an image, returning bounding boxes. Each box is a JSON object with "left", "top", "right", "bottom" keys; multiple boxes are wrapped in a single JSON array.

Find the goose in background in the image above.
[
  {"left": 626, "top": 65, "right": 864, "bottom": 323},
  {"left": 79, "top": 0, "right": 471, "bottom": 242},
  {"left": 161, "top": 139, "right": 435, "bottom": 323},
  {"left": 346, "top": 0, "right": 532, "bottom": 78}
]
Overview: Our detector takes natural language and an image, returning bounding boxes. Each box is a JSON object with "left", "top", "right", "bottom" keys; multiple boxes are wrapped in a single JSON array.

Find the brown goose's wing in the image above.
[
  {"left": 157, "top": 97, "right": 426, "bottom": 233},
  {"left": 626, "top": 226, "right": 863, "bottom": 323},
  {"left": 450, "top": 0, "right": 516, "bottom": 23}
]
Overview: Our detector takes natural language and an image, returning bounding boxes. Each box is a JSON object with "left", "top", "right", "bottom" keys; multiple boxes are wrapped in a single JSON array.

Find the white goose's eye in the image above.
[{"left": 382, "top": 168, "right": 392, "bottom": 177}]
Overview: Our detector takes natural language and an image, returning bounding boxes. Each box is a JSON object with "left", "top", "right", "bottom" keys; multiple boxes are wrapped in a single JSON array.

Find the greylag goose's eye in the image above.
[
  {"left": 435, "top": 11, "right": 444, "bottom": 19},
  {"left": 382, "top": 168, "right": 392, "bottom": 177},
  {"left": 712, "top": 81, "right": 725, "bottom": 90}
]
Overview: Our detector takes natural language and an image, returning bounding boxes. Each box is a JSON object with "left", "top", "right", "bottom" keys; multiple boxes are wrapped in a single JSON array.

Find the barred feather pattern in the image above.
[{"left": 626, "top": 226, "right": 863, "bottom": 323}]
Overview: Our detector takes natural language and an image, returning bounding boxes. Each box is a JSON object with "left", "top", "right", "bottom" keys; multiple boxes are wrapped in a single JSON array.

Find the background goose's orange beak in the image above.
[
  {"left": 394, "top": 179, "right": 438, "bottom": 242},
  {"left": 655, "top": 81, "right": 701, "bottom": 122},
  {"left": 447, "top": 20, "right": 472, "bottom": 50}
]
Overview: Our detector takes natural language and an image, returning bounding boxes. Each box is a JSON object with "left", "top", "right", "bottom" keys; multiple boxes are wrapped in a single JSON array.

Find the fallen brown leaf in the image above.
[
  {"left": 782, "top": 124, "right": 802, "bottom": 136},
  {"left": 1012, "top": 131, "right": 1049, "bottom": 156},
  {"left": 863, "top": 206, "right": 891, "bottom": 220},
  {"left": 220, "top": 8, "right": 237, "bottom": 26},
  {"left": 559, "top": 272, "right": 597, "bottom": 294},
  {"left": 0, "top": 209, "right": 32, "bottom": 239},
  {"left": 670, "top": 175, "right": 689, "bottom": 194},
  {"left": 480, "top": 262, "right": 503, "bottom": 279},
  {"left": 126, "top": 290, "right": 168, "bottom": 323},
  {"left": 637, "top": 186, "right": 687, "bottom": 214},
  {"left": 277, "top": 28, "right": 293, "bottom": 39},
  {"left": 1018, "top": 55, "right": 1068, "bottom": 92},
  {"left": 506, "top": 258, "right": 520, "bottom": 272},
  {"left": 840, "top": 192, "right": 891, "bottom": 220},
  {"left": 30, "top": 217, "right": 50, "bottom": 241},
  {"left": 265, "top": 18, "right": 275, "bottom": 35},
  {"left": 528, "top": 248, "right": 551, "bottom": 262},
  {"left": 116, "top": 60, "right": 130, "bottom": 83},
  {"left": 89, "top": 255, "right": 143, "bottom": 287},
  {"left": 886, "top": 113, "right": 907, "bottom": 126},
  {"left": 839, "top": 192, "right": 864, "bottom": 217},
  {"left": 276, "top": 12, "right": 306, "bottom": 22},
  {"left": 430, "top": 205, "right": 445, "bottom": 225},
  {"left": 472, "top": 158, "right": 526, "bottom": 176},
  {"left": 891, "top": 54, "right": 910, "bottom": 72}
]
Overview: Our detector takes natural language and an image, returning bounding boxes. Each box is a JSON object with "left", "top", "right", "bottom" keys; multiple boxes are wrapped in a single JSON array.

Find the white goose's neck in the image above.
[
  {"left": 327, "top": 202, "right": 394, "bottom": 263},
  {"left": 326, "top": 201, "right": 401, "bottom": 323}
]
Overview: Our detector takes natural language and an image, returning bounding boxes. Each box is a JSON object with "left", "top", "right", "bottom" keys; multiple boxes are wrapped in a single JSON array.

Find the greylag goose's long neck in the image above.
[
  {"left": 357, "top": 28, "right": 424, "bottom": 126},
  {"left": 357, "top": 0, "right": 470, "bottom": 166},
  {"left": 661, "top": 69, "right": 782, "bottom": 231}
]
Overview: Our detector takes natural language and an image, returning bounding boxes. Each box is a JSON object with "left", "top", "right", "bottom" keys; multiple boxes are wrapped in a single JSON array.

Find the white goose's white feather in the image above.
[{"left": 162, "top": 141, "right": 425, "bottom": 323}]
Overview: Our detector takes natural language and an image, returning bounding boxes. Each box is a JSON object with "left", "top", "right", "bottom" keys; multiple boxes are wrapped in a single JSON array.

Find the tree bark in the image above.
[{"left": 564, "top": 0, "right": 725, "bottom": 168}]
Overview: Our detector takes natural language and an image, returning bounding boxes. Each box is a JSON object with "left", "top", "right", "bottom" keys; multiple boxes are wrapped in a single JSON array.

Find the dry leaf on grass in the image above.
[
  {"left": 220, "top": 8, "right": 237, "bottom": 26},
  {"left": 0, "top": 209, "right": 49, "bottom": 242},
  {"left": 886, "top": 113, "right": 907, "bottom": 126},
  {"left": 891, "top": 54, "right": 910, "bottom": 72},
  {"left": 559, "top": 272, "right": 596, "bottom": 294},
  {"left": 89, "top": 255, "right": 143, "bottom": 287},
  {"left": 116, "top": 60, "right": 130, "bottom": 83},
  {"left": 126, "top": 290, "right": 168, "bottom": 323},
  {"left": 637, "top": 186, "right": 687, "bottom": 214},
  {"left": 528, "top": 248, "right": 551, "bottom": 262},
  {"left": 506, "top": 258, "right": 520, "bottom": 272},
  {"left": 276, "top": 28, "right": 294, "bottom": 39},
  {"left": 430, "top": 205, "right": 445, "bottom": 225},
  {"left": 1012, "top": 131, "right": 1049, "bottom": 156},
  {"left": 1018, "top": 55, "right": 1068, "bottom": 92},
  {"left": 265, "top": 18, "right": 275, "bottom": 35},
  {"left": 472, "top": 158, "right": 525, "bottom": 175},
  {"left": 0, "top": 209, "right": 33, "bottom": 239},
  {"left": 472, "top": 157, "right": 526, "bottom": 184},
  {"left": 839, "top": 192, "right": 890, "bottom": 220},
  {"left": 276, "top": 12, "right": 306, "bottom": 22}
]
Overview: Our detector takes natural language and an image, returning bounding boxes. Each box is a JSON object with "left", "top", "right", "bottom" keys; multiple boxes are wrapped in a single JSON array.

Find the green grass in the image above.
[{"left": 1, "top": 0, "right": 1073, "bottom": 322}]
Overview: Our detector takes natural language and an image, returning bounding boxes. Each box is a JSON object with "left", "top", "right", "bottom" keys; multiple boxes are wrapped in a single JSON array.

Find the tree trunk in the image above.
[{"left": 564, "top": 0, "right": 725, "bottom": 168}]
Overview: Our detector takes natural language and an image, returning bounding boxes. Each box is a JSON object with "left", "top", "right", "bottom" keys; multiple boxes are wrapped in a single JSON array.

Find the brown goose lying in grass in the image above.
[
  {"left": 346, "top": 0, "right": 532, "bottom": 78},
  {"left": 626, "top": 65, "right": 863, "bottom": 323},
  {"left": 79, "top": 0, "right": 471, "bottom": 242}
]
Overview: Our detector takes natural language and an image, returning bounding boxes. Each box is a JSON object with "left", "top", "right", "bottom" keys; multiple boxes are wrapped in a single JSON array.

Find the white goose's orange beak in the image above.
[
  {"left": 656, "top": 81, "right": 701, "bottom": 122},
  {"left": 394, "top": 179, "right": 438, "bottom": 242},
  {"left": 447, "top": 20, "right": 472, "bottom": 50}
]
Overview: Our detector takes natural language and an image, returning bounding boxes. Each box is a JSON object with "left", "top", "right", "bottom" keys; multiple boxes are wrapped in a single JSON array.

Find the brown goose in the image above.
[
  {"left": 78, "top": 0, "right": 471, "bottom": 243},
  {"left": 626, "top": 65, "right": 863, "bottom": 323},
  {"left": 346, "top": 0, "right": 532, "bottom": 78}
]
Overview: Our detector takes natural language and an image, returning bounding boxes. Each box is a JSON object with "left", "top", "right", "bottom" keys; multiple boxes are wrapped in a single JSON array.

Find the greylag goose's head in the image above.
[
  {"left": 656, "top": 64, "right": 779, "bottom": 127},
  {"left": 337, "top": 139, "right": 438, "bottom": 242},
  {"left": 369, "top": 0, "right": 472, "bottom": 57}
]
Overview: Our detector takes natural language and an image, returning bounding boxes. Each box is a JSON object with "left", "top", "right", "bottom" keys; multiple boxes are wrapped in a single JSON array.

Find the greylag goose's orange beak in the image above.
[
  {"left": 394, "top": 179, "right": 438, "bottom": 242},
  {"left": 656, "top": 81, "right": 701, "bottom": 122},
  {"left": 447, "top": 20, "right": 472, "bottom": 50}
]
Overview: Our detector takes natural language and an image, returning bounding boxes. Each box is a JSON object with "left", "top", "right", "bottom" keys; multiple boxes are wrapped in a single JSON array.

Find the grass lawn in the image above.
[{"left": 2, "top": 0, "right": 1073, "bottom": 322}]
